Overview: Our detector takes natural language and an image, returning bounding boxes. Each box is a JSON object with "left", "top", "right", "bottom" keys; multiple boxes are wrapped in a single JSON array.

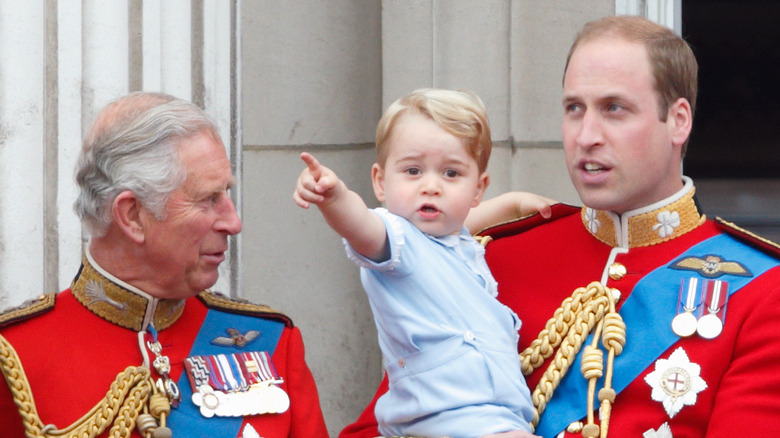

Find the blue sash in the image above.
[
  {"left": 536, "top": 234, "right": 780, "bottom": 437},
  {"left": 167, "top": 309, "right": 285, "bottom": 437}
]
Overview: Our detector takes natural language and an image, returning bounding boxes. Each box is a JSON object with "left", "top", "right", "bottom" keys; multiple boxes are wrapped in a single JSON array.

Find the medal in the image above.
[
  {"left": 697, "top": 280, "right": 728, "bottom": 339},
  {"left": 146, "top": 327, "right": 182, "bottom": 407},
  {"left": 671, "top": 277, "right": 701, "bottom": 337}
]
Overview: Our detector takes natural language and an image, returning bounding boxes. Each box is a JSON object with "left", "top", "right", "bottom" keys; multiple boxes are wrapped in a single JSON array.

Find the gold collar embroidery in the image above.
[
  {"left": 582, "top": 177, "right": 706, "bottom": 248},
  {"left": 71, "top": 252, "right": 186, "bottom": 331}
]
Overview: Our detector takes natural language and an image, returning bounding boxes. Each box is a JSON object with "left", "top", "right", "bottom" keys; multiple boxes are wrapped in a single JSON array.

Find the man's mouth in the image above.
[{"left": 583, "top": 162, "right": 606, "bottom": 175}]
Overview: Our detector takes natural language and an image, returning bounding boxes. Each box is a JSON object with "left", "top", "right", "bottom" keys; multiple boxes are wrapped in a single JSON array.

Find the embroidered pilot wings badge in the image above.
[
  {"left": 644, "top": 347, "right": 707, "bottom": 418},
  {"left": 669, "top": 255, "right": 751, "bottom": 278},
  {"left": 211, "top": 328, "right": 261, "bottom": 348}
]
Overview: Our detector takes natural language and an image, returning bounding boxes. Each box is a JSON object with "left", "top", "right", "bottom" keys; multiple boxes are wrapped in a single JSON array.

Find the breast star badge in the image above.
[
  {"left": 644, "top": 347, "right": 707, "bottom": 418},
  {"left": 643, "top": 422, "right": 673, "bottom": 438},
  {"left": 242, "top": 424, "right": 262, "bottom": 438}
]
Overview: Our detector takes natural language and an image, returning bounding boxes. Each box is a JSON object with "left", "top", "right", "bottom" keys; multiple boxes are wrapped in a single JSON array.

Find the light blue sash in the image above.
[
  {"left": 167, "top": 310, "right": 285, "bottom": 437},
  {"left": 536, "top": 234, "right": 780, "bottom": 437}
]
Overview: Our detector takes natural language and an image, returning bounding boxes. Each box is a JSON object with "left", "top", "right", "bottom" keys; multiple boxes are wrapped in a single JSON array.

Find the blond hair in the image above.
[{"left": 375, "top": 88, "right": 492, "bottom": 172}]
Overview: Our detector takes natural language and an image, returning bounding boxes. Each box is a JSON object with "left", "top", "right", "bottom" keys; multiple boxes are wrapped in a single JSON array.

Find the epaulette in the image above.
[
  {"left": 0, "top": 293, "right": 57, "bottom": 329},
  {"left": 715, "top": 217, "right": 780, "bottom": 259},
  {"left": 198, "top": 291, "right": 293, "bottom": 327},
  {"left": 475, "top": 203, "right": 581, "bottom": 246}
]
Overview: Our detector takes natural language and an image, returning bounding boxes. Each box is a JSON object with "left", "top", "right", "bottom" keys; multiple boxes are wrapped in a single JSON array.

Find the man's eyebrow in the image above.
[{"left": 562, "top": 94, "right": 580, "bottom": 105}]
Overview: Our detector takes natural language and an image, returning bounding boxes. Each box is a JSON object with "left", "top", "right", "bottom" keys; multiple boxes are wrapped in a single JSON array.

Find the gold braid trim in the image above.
[
  {"left": 0, "top": 334, "right": 155, "bottom": 438},
  {"left": 519, "top": 282, "right": 626, "bottom": 437}
]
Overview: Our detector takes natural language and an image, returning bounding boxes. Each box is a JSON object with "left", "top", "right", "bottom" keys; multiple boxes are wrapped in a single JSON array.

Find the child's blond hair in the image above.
[{"left": 375, "top": 88, "right": 492, "bottom": 172}]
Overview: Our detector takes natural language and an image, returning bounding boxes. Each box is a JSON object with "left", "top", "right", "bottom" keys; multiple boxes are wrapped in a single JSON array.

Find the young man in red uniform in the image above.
[
  {"left": 340, "top": 15, "right": 780, "bottom": 438},
  {"left": 0, "top": 92, "right": 328, "bottom": 438}
]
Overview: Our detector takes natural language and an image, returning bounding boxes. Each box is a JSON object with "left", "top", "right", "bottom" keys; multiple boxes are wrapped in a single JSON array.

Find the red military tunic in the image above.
[
  {"left": 0, "top": 253, "right": 328, "bottom": 438},
  {"left": 340, "top": 181, "right": 780, "bottom": 437}
]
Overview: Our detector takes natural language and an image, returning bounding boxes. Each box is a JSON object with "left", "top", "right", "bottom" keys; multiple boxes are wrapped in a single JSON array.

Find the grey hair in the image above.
[{"left": 74, "top": 92, "right": 222, "bottom": 237}]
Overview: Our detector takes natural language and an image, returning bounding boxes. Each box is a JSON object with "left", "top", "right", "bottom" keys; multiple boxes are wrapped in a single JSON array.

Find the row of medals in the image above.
[
  {"left": 671, "top": 278, "right": 727, "bottom": 339},
  {"left": 186, "top": 352, "right": 290, "bottom": 417},
  {"left": 147, "top": 339, "right": 290, "bottom": 418}
]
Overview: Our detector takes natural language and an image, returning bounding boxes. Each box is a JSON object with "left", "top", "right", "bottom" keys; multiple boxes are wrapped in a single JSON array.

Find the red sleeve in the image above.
[
  {"left": 705, "top": 270, "right": 780, "bottom": 436},
  {"left": 338, "top": 374, "right": 389, "bottom": 438},
  {"left": 284, "top": 326, "right": 329, "bottom": 438}
]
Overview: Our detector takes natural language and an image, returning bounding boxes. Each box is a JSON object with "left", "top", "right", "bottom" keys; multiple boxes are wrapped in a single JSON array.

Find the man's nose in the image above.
[
  {"left": 216, "top": 194, "right": 243, "bottom": 235},
  {"left": 577, "top": 111, "right": 605, "bottom": 149}
]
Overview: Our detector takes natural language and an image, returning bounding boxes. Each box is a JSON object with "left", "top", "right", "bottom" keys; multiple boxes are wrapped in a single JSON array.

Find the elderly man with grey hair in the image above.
[{"left": 0, "top": 92, "right": 328, "bottom": 438}]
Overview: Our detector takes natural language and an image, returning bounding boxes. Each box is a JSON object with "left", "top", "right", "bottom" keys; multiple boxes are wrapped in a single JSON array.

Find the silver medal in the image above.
[{"left": 696, "top": 313, "right": 723, "bottom": 339}]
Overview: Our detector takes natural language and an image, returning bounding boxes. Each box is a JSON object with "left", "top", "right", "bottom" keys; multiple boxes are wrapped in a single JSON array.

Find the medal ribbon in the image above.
[
  {"left": 216, "top": 354, "right": 240, "bottom": 391},
  {"left": 536, "top": 233, "right": 780, "bottom": 437},
  {"left": 705, "top": 280, "right": 728, "bottom": 314},
  {"left": 252, "top": 350, "right": 283, "bottom": 383},
  {"left": 679, "top": 277, "right": 701, "bottom": 313}
]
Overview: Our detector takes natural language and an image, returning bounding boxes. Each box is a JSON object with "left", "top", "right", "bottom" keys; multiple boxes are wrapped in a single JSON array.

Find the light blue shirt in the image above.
[{"left": 345, "top": 208, "right": 534, "bottom": 438}]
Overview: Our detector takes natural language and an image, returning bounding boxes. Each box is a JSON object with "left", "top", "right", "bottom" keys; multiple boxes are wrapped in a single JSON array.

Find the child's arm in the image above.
[
  {"left": 293, "top": 152, "right": 388, "bottom": 261},
  {"left": 465, "top": 192, "right": 556, "bottom": 233}
]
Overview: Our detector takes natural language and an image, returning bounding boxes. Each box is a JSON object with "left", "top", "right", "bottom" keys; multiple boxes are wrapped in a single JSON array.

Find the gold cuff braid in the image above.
[{"left": 0, "top": 334, "right": 156, "bottom": 438}]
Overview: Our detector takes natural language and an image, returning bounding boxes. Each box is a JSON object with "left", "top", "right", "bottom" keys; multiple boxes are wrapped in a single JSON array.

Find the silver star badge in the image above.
[
  {"left": 644, "top": 347, "right": 707, "bottom": 418},
  {"left": 643, "top": 422, "right": 673, "bottom": 438},
  {"left": 242, "top": 424, "right": 263, "bottom": 438}
]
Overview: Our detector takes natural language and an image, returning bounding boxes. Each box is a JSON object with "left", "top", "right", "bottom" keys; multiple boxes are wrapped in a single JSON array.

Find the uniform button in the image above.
[
  {"left": 397, "top": 358, "right": 405, "bottom": 368},
  {"left": 608, "top": 263, "right": 627, "bottom": 280},
  {"left": 611, "top": 288, "right": 621, "bottom": 303}
]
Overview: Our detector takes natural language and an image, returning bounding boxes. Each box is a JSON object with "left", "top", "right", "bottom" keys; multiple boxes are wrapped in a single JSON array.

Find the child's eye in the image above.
[
  {"left": 444, "top": 169, "right": 459, "bottom": 178},
  {"left": 405, "top": 168, "right": 421, "bottom": 176}
]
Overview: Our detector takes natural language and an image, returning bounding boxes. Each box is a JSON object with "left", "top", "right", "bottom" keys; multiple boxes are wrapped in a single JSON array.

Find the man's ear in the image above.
[
  {"left": 112, "top": 191, "right": 146, "bottom": 244},
  {"left": 371, "top": 163, "right": 386, "bottom": 203},
  {"left": 472, "top": 172, "right": 490, "bottom": 207},
  {"left": 668, "top": 97, "right": 693, "bottom": 148}
]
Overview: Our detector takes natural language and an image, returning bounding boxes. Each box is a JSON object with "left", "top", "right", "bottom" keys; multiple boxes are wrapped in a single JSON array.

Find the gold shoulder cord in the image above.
[
  {"left": 0, "top": 334, "right": 172, "bottom": 438},
  {"left": 519, "top": 281, "right": 626, "bottom": 438}
]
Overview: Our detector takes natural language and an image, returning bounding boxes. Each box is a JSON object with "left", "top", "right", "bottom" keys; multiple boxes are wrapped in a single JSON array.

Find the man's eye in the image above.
[
  {"left": 205, "top": 192, "right": 223, "bottom": 206},
  {"left": 564, "top": 103, "right": 581, "bottom": 114}
]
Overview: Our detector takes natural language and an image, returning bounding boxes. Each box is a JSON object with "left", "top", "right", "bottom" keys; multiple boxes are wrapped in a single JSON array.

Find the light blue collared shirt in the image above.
[{"left": 345, "top": 208, "right": 534, "bottom": 437}]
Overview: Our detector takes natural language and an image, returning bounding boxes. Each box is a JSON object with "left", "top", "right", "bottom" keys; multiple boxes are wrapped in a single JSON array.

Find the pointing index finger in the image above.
[{"left": 300, "top": 152, "right": 323, "bottom": 180}]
